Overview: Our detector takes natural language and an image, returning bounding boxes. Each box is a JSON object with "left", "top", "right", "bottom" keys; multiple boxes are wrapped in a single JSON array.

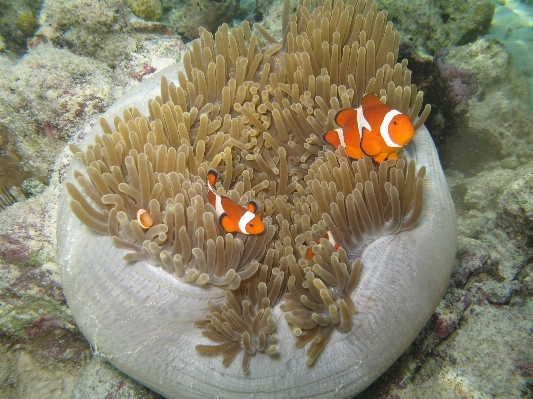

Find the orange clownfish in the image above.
[
  {"left": 323, "top": 93, "right": 415, "bottom": 163},
  {"left": 305, "top": 231, "right": 340, "bottom": 260},
  {"left": 206, "top": 170, "right": 265, "bottom": 235}
]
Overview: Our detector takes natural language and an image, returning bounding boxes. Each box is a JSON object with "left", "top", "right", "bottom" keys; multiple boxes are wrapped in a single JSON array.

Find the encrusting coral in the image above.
[{"left": 67, "top": 0, "right": 430, "bottom": 371}]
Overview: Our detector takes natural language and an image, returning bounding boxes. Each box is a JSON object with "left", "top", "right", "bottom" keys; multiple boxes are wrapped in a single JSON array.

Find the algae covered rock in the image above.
[
  {"left": 123, "top": 0, "right": 163, "bottom": 21},
  {"left": 0, "top": 0, "right": 43, "bottom": 55},
  {"left": 0, "top": 45, "right": 117, "bottom": 181},
  {"left": 39, "top": 0, "right": 136, "bottom": 67},
  {"left": 440, "top": 0, "right": 494, "bottom": 46},
  {"left": 163, "top": 0, "right": 241, "bottom": 39},
  {"left": 377, "top": 0, "right": 494, "bottom": 55},
  {"left": 14, "top": 11, "right": 39, "bottom": 37}
]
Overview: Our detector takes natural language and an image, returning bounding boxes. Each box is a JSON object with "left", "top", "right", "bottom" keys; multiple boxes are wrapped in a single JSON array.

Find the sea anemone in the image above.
[{"left": 56, "top": 0, "right": 456, "bottom": 397}]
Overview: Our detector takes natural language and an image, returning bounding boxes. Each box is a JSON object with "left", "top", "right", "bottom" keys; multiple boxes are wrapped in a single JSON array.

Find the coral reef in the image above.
[
  {"left": 376, "top": 0, "right": 494, "bottom": 55},
  {"left": 123, "top": 0, "right": 163, "bottom": 21}
]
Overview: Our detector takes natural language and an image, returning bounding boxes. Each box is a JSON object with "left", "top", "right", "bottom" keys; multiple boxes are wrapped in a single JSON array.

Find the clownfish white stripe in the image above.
[
  {"left": 335, "top": 127, "right": 346, "bottom": 147},
  {"left": 214, "top": 193, "right": 224, "bottom": 217},
  {"left": 327, "top": 232, "right": 337, "bottom": 247},
  {"left": 238, "top": 211, "right": 256, "bottom": 234},
  {"left": 357, "top": 105, "right": 372, "bottom": 137},
  {"left": 380, "top": 110, "right": 402, "bottom": 148}
]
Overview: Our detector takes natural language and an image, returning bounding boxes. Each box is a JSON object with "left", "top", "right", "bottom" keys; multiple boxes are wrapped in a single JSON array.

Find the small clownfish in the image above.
[
  {"left": 205, "top": 170, "right": 265, "bottom": 235},
  {"left": 305, "top": 231, "right": 340, "bottom": 260},
  {"left": 323, "top": 93, "right": 415, "bottom": 163},
  {"left": 137, "top": 209, "right": 154, "bottom": 229}
]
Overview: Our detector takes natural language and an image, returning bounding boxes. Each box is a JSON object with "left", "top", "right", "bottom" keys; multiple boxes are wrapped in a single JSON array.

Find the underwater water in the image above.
[{"left": 0, "top": 0, "right": 532, "bottom": 398}]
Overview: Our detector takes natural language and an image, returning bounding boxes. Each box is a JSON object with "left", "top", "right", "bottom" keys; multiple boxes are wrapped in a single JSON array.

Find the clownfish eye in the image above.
[
  {"left": 249, "top": 223, "right": 254, "bottom": 227},
  {"left": 393, "top": 121, "right": 397, "bottom": 125}
]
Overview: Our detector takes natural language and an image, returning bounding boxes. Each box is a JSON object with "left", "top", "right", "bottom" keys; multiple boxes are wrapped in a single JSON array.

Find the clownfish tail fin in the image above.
[
  {"left": 219, "top": 212, "right": 227, "bottom": 226},
  {"left": 207, "top": 169, "right": 218, "bottom": 190},
  {"left": 323, "top": 129, "right": 341, "bottom": 148}
]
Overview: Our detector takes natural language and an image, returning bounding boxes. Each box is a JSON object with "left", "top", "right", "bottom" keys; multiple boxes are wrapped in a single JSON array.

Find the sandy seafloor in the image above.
[{"left": 0, "top": 0, "right": 532, "bottom": 398}]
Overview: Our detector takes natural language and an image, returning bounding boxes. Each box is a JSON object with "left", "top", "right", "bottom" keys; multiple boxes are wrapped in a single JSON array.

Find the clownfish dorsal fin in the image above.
[
  {"left": 247, "top": 200, "right": 258, "bottom": 214},
  {"left": 361, "top": 93, "right": 384, "bottom": 109},
  {"left": 207, "top": 169, "right": 218, "bottom": 189},
  {"left": 334, "top": 108, "right": 357, "bottom": 128}
]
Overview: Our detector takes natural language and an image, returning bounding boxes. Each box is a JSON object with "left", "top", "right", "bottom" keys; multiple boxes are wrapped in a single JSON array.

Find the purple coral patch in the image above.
[{"left": 434, "top": 48, "right": 479, "bottom": 116}]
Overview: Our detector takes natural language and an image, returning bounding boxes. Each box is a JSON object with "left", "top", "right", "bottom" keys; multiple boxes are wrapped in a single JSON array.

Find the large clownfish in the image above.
[
  {"left": 205, "top": 170, "right": 265, "bottom": 235},
  {"left": 305, "top": 231, "right": 340, "bottom": 260},
  {"left": 323, "top": 93, "right": 415, "bottom": 163}
]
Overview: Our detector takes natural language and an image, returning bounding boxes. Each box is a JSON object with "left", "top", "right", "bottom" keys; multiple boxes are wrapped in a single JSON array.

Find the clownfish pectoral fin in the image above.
[
  {"left": 246, "top": 200, "right": 258, "bottom": 214},
  {"left": 219, "top": 213, "right": 238, "bottom": 233},
  {"left": 386, "top": 152, "right": 399, "bottom": 161},
  {"left": 360, "top": 129, "right": 382, "bottom": 157},
  {"left": 373, "top": 153, "right": 389, "bottom": 163},
  {"left": 323, "top": 129, "right": 342, "bottom": 149},
  {"left": 334, "top": 108, "right": 357, "bottom": 128},
  {"left": 345, "top": 145, "right": 364, "bottom": 159},
  {"left": 207, "top": 169, "right": 218, "bottom": 189}
]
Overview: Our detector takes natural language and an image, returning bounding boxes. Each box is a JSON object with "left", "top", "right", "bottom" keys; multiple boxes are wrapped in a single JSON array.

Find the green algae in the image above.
[{"left": 14, "top": 11, "right": 39, "bottom": 37}]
